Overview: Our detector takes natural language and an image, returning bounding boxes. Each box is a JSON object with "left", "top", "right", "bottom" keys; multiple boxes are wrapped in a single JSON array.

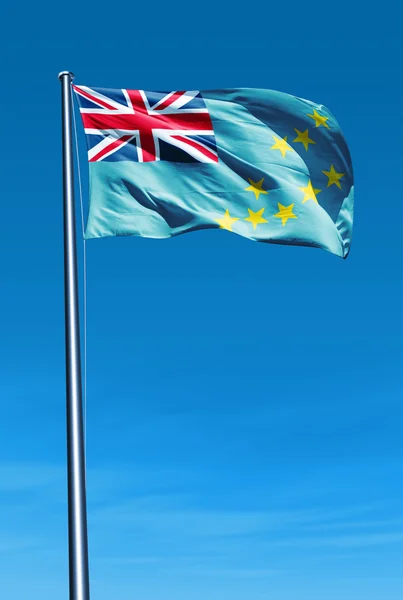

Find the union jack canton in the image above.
[{"left": 73, "top": 86, "right": 219, "bottom": 164}]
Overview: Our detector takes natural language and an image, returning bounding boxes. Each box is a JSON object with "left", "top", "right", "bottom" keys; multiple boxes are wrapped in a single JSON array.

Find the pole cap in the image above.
[{"left": 58, "top": 71, "right": 75, "bottom": 81}]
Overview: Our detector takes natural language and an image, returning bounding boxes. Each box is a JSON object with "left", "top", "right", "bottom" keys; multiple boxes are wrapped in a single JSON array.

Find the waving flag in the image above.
[{"left": 74, "top": 85, "right": 354, "bottom": 258}]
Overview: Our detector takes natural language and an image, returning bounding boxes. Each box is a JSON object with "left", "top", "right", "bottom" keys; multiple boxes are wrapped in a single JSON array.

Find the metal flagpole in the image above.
[{"left": 58, "top": 70, "right": 91, "bottom": 600}]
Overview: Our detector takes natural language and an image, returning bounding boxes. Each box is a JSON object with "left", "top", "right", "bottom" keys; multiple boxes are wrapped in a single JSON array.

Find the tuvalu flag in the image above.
[{"left": 73, "top": 85, "right": 354, "bottom": 258}]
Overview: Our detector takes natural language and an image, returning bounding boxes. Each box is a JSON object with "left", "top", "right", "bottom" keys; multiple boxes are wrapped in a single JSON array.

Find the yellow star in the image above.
[
  {"left": 299, "top": 180, "right": 322, "bottom": 204},
  {"left": 274, "top": 203, "right": 297, "bottom": 226},
  {"left": 215, "top": 209, "right": 239, "bottom": 232},
  {"left": 244, "top": 207, "right": 268, "bottom": 230},
  {"left": 307, "top": 108, "right": 330, "bottom": 129},
  {"left": 244, "top": 178, "right": 269, "bottom": 200},
  {"left": 271, "top": 135, "right": 294, "bottom": 158},
  {"left": 293, "top": 128, "right": 316, "bottom": 151},
  {"left": 322, "top": 164, "right": 345, "bottom": 189}
]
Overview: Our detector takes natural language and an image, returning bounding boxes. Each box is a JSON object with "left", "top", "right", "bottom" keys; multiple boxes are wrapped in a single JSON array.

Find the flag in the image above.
[{"left": 73, "top": 86, "right": 354, "bottom": 258}]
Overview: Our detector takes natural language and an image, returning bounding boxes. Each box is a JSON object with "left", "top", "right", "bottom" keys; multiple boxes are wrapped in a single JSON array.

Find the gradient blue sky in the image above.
[{"left": 0, "top": 2, "right": 402, "bottom": 599}]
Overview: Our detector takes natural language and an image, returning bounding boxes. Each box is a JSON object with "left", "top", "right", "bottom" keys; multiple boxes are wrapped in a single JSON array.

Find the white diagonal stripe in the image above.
[{"left": 75, "top": 85, "right": 131, "bottom": 111}]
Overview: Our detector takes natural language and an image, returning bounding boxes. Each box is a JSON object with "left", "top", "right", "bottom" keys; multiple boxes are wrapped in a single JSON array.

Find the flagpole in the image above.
[{"left": 58, "top": 70, "right": 91, "bottom": 600}]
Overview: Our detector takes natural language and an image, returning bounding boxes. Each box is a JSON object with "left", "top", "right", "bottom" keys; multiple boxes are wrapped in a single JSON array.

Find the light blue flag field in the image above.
[{"left": 74, "top": 85, "right": 354, "bottom": 258}]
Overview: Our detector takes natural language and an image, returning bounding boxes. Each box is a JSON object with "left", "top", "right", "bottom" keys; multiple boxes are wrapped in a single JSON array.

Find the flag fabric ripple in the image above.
[{"left": 74, "top": 86, "right": 354, "bottom": 258}]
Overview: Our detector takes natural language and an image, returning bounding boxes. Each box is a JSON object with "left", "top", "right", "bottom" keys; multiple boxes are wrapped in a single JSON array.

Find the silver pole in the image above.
[{"left": 58, "top": 70, "right": 90, "bottom": 600}]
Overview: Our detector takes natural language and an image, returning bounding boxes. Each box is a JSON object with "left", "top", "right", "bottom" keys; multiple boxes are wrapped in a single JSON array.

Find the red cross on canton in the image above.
[{"left": 73, "top": 85, "right": 219, "bottom": 164}]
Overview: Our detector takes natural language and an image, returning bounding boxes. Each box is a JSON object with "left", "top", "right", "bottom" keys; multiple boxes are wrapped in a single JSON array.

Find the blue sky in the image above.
[{"left": 0, "top": 1, "right": 402, "bottom": 599}]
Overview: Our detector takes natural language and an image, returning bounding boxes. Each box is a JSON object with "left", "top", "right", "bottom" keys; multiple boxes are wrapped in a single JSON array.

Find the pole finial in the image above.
[{"left": 58, "top": 71, "right": 75, "bottom": 81}]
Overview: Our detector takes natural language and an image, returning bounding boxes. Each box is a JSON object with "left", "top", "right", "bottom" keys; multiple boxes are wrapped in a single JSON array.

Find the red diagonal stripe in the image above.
[
  {"left": 154, "top": 91, "right": 187, "bottom": 110},
  {"left": 90, "top": 135, "right": 133, "bottom": 162},
  {"left": 74, "top": 86, "right": 118, "bottom": 111},
  {"left": 171, "top": 135, "right": 218, "bottom": 163}
]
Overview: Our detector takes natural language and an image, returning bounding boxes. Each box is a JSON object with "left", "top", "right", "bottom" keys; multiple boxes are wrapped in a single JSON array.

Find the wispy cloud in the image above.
[
  {"left": 90, "top": 495, "right": 399, "bottom": 537},
  {"left": 0, "top": 462, "right": 63, "bottom": 492},
  {"left": 2, "top": 460, "right": 403, "bottom": 589},
  {"left": 158, "top": 566, "right": 281, "bottom": 578},
  {"left": 0, "top": 534, "right": 41, "bottom": 554},
  {"left": 275, "top": 532, "right": 403, "bottom": 549},
  {"left": 88, "top": 491, "right": 403, "bottom": 572}
]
